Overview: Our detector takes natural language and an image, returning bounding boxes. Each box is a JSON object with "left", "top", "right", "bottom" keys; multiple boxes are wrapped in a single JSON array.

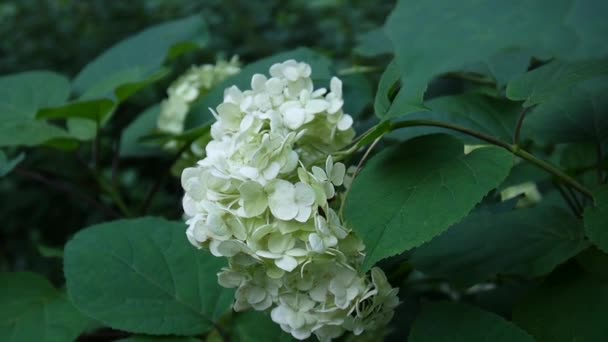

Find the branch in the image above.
[{"left": 389, "top": 120, "right": 595, "bottom": 200}]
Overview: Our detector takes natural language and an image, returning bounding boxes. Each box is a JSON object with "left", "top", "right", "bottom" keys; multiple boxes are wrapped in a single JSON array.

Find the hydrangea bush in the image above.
[{"left": 2, "top": 1, "right": 608, "bottom": 342}]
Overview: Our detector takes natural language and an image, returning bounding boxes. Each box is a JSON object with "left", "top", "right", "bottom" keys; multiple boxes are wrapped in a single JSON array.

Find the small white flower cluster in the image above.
[
  {"left": 182, "top": 60, "right": 398, "bottom": 341},
  {"left": 157, "top": 56, "right": 241, "bottom": 135}
]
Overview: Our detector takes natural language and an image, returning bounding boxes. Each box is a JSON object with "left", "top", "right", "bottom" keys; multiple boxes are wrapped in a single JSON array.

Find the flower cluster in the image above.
[
  {"left": 157, "top": 56, "right": 241, "bottom": 135},
  {"left": 181, "top": 60, "right": 398, "bottom": 341}
]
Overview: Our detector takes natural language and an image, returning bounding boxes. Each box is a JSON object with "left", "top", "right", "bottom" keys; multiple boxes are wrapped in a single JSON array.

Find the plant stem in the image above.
[
  {"left": 554, "top": 181, "right": 582, "bottom": 218},
  {"left": 513, "top": 106, "right": 529, "bottom": 145},
  {"left": 388, "top": 120, "right": 595, "bottom": 200}
]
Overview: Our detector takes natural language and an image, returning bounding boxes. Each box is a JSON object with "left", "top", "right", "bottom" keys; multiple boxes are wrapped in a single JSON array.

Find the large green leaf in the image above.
[
  {"left": 0, "top": 272, "right": 92, "bottom": 342},
  {"left": 584, "top": 185, "right": 608, "bottom": 253},
  {"left": 345, "top": 134, "right": 513, "bottom": 270},
  {"left": 0, "top": 71, "right": 70, "bottom": 119},
  {"left": 381, "top": 0, "right": 577, "bottom": 118},
  {"left": 507, "top": 59, "right": 608, "bottom": 107},
  {"left": 522, "top": 76, "right": 608, "bottom": 144},
  {"left": 563, "top": 0, "right": 608, "bottom": 59},
  {"left": 411, "top": 206, "right": 588, "bottom": 284},
  {"left": 0, "top": 118, "right": 73, "bottom": 147},
  {"left": 0, "top": 71, "right": 75, "bottom": 147},
  {"left": 409, "top": 302, "right": 534, "bottom": 342},
  {"left": 120, "top": 105, "right": 164, "bottom": 157},
  {"left": 514, "top": 271, "right": 608, "bottom": 342},
  {"left": 64, "top": 217, "right": 234, "bottom": 335},
  {"left": 380, "top": 0, "right": 608, "bottom": 119},
  {"left": 73, "top": 15, "right": 207, "bottom": 100},
  {"left": 185, "top": 47, "right": 332, "bottom": 129},
  {"left": 389, "top": 93, "right": 520, "bottom": 143},
  {"left": 231, "top": 311, "right": 294, "bottom": 342}
]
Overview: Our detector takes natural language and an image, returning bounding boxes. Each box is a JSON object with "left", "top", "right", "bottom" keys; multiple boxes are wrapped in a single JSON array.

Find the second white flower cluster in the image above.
[{"left": 181, "top": 60, "right": 398, "bottom": 341}]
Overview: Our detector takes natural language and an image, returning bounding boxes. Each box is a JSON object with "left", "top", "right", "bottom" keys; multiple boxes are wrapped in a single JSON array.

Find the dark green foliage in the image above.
[{"left": 2, "top": 0, "right": 608, "bottom": 340}]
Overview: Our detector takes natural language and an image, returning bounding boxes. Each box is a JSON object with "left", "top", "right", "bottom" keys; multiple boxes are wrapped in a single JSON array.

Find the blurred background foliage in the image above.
[
  {"left": 0, "top": 0, "right": 393, "bottom": 75},
  {"left": 0, "top": 0, "right": 393, "bottom": 282}
]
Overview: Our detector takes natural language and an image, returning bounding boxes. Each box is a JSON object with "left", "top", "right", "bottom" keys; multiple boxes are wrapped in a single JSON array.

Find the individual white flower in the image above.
[
  {"left": 267, "top": 180, "right": 316, "bottom": 222},
  {"left": 309, "top": 210, "right": 349, "bottom": 253},
  {"left": 345, "top": 268, "right": 400, "bottom": 335}
]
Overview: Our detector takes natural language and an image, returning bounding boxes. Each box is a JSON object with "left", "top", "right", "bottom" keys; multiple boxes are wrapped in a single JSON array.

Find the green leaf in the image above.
[
  {"left": 64, "top": 217, "right": 234, "bottom": 335},
  {"left": 584, "top": 185, "right": 608, "bottom": 253},
  {"left": 231, "top": 311, "right": 294, "bottom": 342},
  {"left": 0, "top": 71, "right": 76, "bottom": 147},
  {"left": 345, "top": 134, "right": 513, "bottom": 270},
  {"left": 562, "top": 0, "right": 608, "bottom": 59},
  {"left": 185, "top": 47, "right": 332, "bottom": 129},
  {"left": 411, "top": 206, "right": 588, "bottom": 284},
  {"left": 354, "top": 28, "right": 393, "bottom": 57},
  {"left": 0, "top": 272, "right": 92, "bottom": 342},
  {"left": 73, "top": 15, "right": 207, "bottom": 100},
  {"left": 409, "top": 302, "right": 534, "bottom": 342},
  {"left": 0, "top": 71, "right": 70, "bottom": 119},
  {"left": 0, "top": 151, "right": 24, "bottom": 177},
  {"left": 507, "top": 59, "right": 608, "bottom": 107},
  {"left": 380, "top": 0, "right": 598, "bottom": 119},
  {"left": 120, "top": 105, "right": 164, "bottom": 157},
  {"left": 374, "top": 59, "right": 404, "bottom": 118},
  {"left": 522, "top": 76, "right": 608, "bottom": 144},
  {"left": 37, "top": 99, "right": 115, "bottom": 122},
  {"left": 388, "top": 93, "right": 520, "bottom": 143},
  {"left": 514, "top": 271, "right": 608, "bottom": 342},
  {"left": 0, "top": 118, "right": 73, "bottom": 147}
]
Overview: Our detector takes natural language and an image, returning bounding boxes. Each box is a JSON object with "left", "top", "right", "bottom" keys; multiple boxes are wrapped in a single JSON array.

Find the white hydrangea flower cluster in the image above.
[
  {"left": 157, "top": 56, "right": 241, "bottom": 135},
  {"left": 181, "top": 60, "right": 398, "bottom": 341}
]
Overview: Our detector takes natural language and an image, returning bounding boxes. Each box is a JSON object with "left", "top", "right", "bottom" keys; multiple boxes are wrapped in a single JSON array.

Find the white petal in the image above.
[
  {"left": 275, "top": 255, "right": 298, "bottom": 272},
  {"left": 294, "top": 182, "right": 316, "bottom": 206},
  {"left": 294, "top": 206, "right": 312, "bottom": 223},
  {"left": 311, "top": 166, "right": 328, "bottom": 182},
  {"left": 246, "top": 286, "right": 267, "bottom": 304},
  {"left": 269, "top": 63, "right": 283, "bottom": 78},
  {"left": 305, "top": 99, "right": 329, "bottom": 114},
  {"left": 240, "top": 166, "right": 259, "bottom": 179},
  {"left": 239, "top": 181, "right": 268, "bottom": 217},
  {"left": 309, "top": 233, "right": 325, "bottom": 253},
  {"left": 268, "top": 233, "right": 293, "bottom": 253},
  {"left": 252, "top": 295, "right": 273, "bottom": 310},
  {"left": 256, "top": 250, "right": 282, "bottom": 259},
  {"left": 330, "top": 162, "right": 346, "bottom": 186},
  {"left": 337, "top": 114, "right": 353, "bottom": 131},
  {"left": 263, "top": 162, "right": 281, "bottom": 180},
  {"left": 266, "top": 77, "right": 284, "bottom": 95},
  {"left": 251, "top": 74, "right": 267, "bottom": 91},
  {"left": 283, "top": 66, "right": 300, "bottom": 81},
  {"left": 330, "top": 76, "right": 343, "bottom": 97},
  {"left": 283, "top": 107, "right": 306, "bottom": 130}
]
